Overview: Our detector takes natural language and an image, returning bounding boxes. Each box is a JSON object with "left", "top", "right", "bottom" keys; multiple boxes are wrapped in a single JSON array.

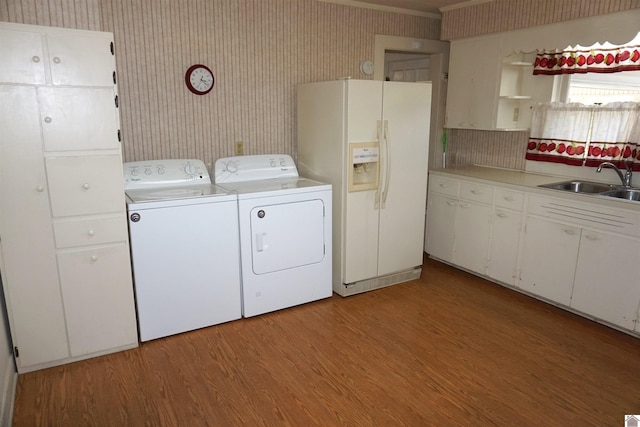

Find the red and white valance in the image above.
[{"left": 533, "top": 40, "right": 640, "bottom": 75}]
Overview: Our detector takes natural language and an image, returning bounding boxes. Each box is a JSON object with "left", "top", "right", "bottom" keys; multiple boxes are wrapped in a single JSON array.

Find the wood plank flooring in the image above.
[{"left": 13, "top": 257, "right": 640, "bottom": 426}]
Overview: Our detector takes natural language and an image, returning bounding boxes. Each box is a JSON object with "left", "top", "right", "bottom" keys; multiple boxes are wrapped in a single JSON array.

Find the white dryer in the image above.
[
  {"left": 214, "top": 155, "right": 332, "bottom": 317},
  {"left": 124, "top": 159, "right": 241, "bottom": 341}
]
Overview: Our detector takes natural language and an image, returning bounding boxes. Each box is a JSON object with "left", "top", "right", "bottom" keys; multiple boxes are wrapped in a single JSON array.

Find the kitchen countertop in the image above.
[{"left": 430, "top": 165, "right": 640, "bottom": 212}]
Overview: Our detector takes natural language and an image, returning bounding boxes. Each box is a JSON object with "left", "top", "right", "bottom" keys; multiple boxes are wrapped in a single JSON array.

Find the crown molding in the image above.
[
  {"left": 439, "top": 0, "right": 495, "bottom": 13},
  {"left": 316, "top": 0, "right": 442, "bottom": 19}
]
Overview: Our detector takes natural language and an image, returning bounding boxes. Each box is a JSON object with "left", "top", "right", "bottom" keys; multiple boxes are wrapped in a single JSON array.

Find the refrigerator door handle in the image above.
[
  {"left": 374, "top": 120, "right": 382, "bottom": 210},
  {"left": 381, "top": 120, "right": 391, "bottom": 208}
]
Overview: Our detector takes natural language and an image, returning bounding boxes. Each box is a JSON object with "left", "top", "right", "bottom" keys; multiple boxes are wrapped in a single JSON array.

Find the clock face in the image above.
[{"left": 185, "top": 64, "right": 215, "bottom": 95}]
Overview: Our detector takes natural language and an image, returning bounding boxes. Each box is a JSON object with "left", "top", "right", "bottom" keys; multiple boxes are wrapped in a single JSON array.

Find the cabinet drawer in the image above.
[
  {"left": 46, "top": 155, "right": 126, "bottom": 217},
  {"left": 495, "top": 188, "right": 524, "bottom": 211},
  {"left": 429, "top": 175, "right": 459, "bottom": 197},
  {"left": 460, "top": 181, "right": 493, "bottom": 204},
  {"left": 53, "top": 216, "right": 128, "bottom": 249}
]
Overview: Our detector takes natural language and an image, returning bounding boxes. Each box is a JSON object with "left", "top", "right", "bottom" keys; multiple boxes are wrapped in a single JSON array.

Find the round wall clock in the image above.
[
  {"left": 360, "top": 60, "right": 375, "bottom": 76},
  {"left": 185, "top": 64, "right": 215, "bottom": 95}
]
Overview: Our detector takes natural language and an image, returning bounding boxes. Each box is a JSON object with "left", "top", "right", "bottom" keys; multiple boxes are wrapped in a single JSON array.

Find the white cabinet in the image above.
[
  {"left": 426, "top": 171, "right": 640, "bottom": 335},
  {"left": 452, "top": 182, "right": 493, "bottom": 275},
  {"left": 517, "top": 216, "right": 580, "bottom": 306},
  {"left": 445, "top": 38, "right": 553, "bottom": 130},
  {"left": 425, "top": 176, "right": 492, "bottom": 275},
  {"left": 572, "top": 230, "right": 640, "bottom": 331},
  {"left": 486, "top": 188, "right": 524, "bottom": 285},
  {"left": 0, "top": 23, "right": 137, "bottom": 373},
  {"left": 425, "top": 176, "right": 458, "bottom": 263},
  {"left": 445, "top": 37, "right": 501, "bottom": 130}
]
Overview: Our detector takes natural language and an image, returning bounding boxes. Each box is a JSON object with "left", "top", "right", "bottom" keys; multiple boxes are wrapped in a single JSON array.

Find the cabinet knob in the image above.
[
  {"left": 44, "top": 116, "right": 52, "bottom": 124},
  {"left": 53, "top": 57, "right": 61, "bottom": 64},
  {"left": 503, "top": 196, "right": 514, "bottom": 201},
  {"left": 88, "top": 230, "right": 95, "bottom": 236},
  {"left": 90, "top": 255, "right": 98, "bottom": 262},
  {"left": 496, "top": 212, "right": 508, "bottom": 218},
  {"left": 36, "top": 185, "right": 44, "bottom": 192},
  {"left": 470, "top": 189, "right": 481, "bottom": 195},
  {"left": 82, "top": 183, "right": 90, "bottom": 190},
  {"left": 32, "top": 56, "right": 40, "bottom": 63},
  {"left": 563, "top": 229, "right": 576, "bottom": 235}
]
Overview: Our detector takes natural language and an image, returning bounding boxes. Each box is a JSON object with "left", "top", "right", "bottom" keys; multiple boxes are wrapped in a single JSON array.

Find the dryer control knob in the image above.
[{"left": 226, "top": 161, "right": 238, "bottom": 173}]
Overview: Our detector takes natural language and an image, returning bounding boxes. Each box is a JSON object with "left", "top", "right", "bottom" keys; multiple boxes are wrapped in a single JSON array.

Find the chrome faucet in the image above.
[{"left": 596, "top": 161, "right": 633, "bottom": 188}]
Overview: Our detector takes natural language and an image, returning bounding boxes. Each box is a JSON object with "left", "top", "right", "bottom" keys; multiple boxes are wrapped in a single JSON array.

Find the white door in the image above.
[
  {"left": 47, "top": 33, "right": 115, "bottom": 87},
  {"left": 377, "top": 81, "right": 431, "bottom": 276},
  {"left": 518, "top": 216, "right": 580, "bottom": 306},
  {"left": 251, "top": 200, "right": 326, "bottom": 274},
  {"left": 128, "top": 200, "right": 241, "bottom": 341},
  {"left": 39, "top": 87, "right": 120, "bottom": 151},
  {"left": 0, "top": 85, "right": 70, "bottom": 369},
  {"left": 343, "top": 80, "right": 383, "bottom": 284},
  {"left": 0, "top": 29, "right": 46, "bottom": 84},
  {"left": 572, "top": 230, "right": 640, "bottom": 330}
]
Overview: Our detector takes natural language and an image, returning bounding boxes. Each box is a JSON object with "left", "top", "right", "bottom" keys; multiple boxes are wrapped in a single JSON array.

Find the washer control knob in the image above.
[
  {"left": 280, "top": 159, "right": 286, "bottom": 167},
  {"left": 270, "top": 160, "right": 276, "bottom": 167},
  {"left": 226, "top": 161, "right": 238, "bottom": 173}
]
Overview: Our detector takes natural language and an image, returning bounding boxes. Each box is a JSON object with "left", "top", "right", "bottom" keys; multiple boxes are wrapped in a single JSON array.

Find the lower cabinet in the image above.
[
  {"left": 572, "top": 230, "right": 640, "bottom": 330},
  {"left": 426, "top": 171, "right": 640, "bottom": 335},
  {"left": 452, "top": 200, "right": 491, "bottom": 275},
  {"left": 486, "top": 207, "right": 522, "bottom": 285},
  {"left": 57, "top": 244, "right": 138, "bottom": 357},
  {"left": 517, "top": 216, "right": 580, "bottom": 306}
]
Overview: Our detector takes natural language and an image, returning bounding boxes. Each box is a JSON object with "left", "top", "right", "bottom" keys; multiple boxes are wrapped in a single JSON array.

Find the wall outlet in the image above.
[{"left": 235, "top": 141, "right": 244, "bottom": 156}]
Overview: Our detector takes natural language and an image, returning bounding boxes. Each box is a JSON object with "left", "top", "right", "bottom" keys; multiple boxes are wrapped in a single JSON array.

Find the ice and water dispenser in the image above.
[{"left": 348, "top": 142, "right": 380, "bottom": 192}]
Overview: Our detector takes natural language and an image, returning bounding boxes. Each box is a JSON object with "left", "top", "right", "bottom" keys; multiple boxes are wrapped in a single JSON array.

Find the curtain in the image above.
[
  {"left": 533, "top": 42, "right": 640, "bottom": 75},
  {"left": 526, "top": 102, "right": 640, "bottom": 171}
]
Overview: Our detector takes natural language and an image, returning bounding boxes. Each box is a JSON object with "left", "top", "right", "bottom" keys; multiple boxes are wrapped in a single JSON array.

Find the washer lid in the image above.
[{"left": 126, "top": 184, "right": 230, "bottom": 203}]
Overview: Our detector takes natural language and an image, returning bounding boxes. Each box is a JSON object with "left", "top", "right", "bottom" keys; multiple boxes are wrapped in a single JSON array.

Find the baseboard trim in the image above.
[{"left": 335, "top": 267, "right": 422, "bottom": 297}]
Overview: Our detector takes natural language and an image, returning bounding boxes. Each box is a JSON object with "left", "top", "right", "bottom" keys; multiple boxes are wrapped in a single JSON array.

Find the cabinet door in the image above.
[
  {"left": 0, "top": 29, "right": 46, "bottom": 84},
  {"left": 445, "top": 37, "right": 501, "bottom": 129},
  {"left": 0, "top": 85, "right": 69, "bottom": 370},
  {"left": 452, "top": 201, "right": 492, "bottom": 275},
  {"left": 45, "top": 155, "right": 126, "bottom": 217},
  {"left": 57, "top": 244, "right": 137, "bottom": 356},
  {"left": 47, "top": 33, "right": 115, "bottom": 87},
  {"left": 518, "top": 216, "right": 580, "bottom": 306},
  {"left": 425, "top": 193, "right": 457, "bottom": 263},
  {"left": 572, "top": 230, "right": 640, "bottom": 330},
  {"left": 487, "top": 208, "right": 522, "bottom": 285},
  {"left": 39, "top": 87, "right": 120, "bottom": 151}
]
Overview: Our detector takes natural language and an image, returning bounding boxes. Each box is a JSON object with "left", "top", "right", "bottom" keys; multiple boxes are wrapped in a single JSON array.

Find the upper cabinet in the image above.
[
  {"left": 445, "top": 37, "right": 552, "bottom": 131},
  {"left": 444, "top": 36, "right": 501, "bottom": 130}
]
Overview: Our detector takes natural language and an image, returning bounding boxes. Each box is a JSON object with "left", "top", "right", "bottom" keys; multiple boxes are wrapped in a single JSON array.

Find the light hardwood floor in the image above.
[{"left": 13, "top": 257, "right": 640, "bottom": 426}]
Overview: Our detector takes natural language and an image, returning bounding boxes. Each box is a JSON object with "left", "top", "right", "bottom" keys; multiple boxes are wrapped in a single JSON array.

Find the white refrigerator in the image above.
[{"left": 297, "top": 79, "right": 431, "bottom": 297}]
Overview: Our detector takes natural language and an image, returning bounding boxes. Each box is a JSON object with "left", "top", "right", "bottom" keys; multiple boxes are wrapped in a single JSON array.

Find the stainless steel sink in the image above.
[
  {"left": 538, "top": 180, "right": 618, "bottom": 194},
  {"left": 600, "top": 188, "right": 640, "bottom": 201}
]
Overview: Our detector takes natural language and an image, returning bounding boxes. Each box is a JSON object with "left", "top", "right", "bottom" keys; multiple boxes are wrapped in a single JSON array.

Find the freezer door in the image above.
[
  {"left": 377, "top": 81, "right": 431, "bottom": 276},
  {"left": 250, "top": 199, "right": 326, "bottom": 274}
]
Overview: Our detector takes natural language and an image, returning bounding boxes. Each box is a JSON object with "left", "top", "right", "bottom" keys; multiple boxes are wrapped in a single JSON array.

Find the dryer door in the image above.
[{"left": 250, "top": 199, "right": 325, "bottom": 274}]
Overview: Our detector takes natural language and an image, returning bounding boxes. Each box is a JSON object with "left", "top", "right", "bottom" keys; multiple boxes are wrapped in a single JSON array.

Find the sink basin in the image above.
[
  {"left": 538, "top": 180, "right": 617, "bottom": 194},
  {"left": 601, "top": 188, "right": 640, "bottom": 201}
]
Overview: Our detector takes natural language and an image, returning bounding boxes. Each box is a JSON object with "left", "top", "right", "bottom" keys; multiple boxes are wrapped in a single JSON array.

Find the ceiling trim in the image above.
[
  {"left": 439, "top": 0, "right": 494, "bottom": 12},
  {"left": 316, "top": 0, "right": 442, "bottom": 19}
]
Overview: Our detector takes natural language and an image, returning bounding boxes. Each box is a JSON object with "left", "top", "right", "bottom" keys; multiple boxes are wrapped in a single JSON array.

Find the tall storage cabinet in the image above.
[{"left": 0, "top": 22, "right": 138, "bottom": 373}]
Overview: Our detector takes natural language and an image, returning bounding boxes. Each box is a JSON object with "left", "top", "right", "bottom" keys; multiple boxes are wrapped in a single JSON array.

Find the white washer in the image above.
[
  {"left": 124, "top": 159, "right": 241, "bottom": 341},
  {"left": 214, "top": 155, "right": 332, "bottom": 317}
]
